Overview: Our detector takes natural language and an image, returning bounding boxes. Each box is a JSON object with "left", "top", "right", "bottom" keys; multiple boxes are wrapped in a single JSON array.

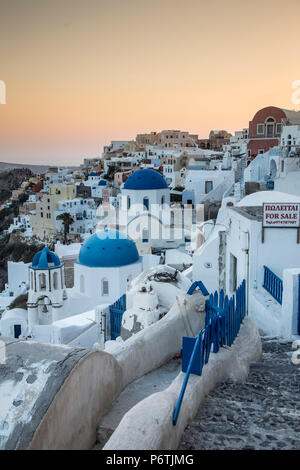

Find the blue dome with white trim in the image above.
[
  {"left": 31, "top": 247, "right": 62, "bottom": 270},
  {"left": 77, "top": 230, "right": 139, "bottom": 268},
  {"left": 98, "top": 179, "right": 107, "bottom": 186},
  {"left": 124, "top": 169, "right": 168, "bottom": 190}
]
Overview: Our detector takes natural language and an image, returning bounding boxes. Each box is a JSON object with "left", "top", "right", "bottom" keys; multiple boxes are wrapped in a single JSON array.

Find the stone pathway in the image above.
[
  {"left": 179, "top": 338, "right": 300, "bottom": 450},
  {"left": 93, "top": 357, "right": 182, "bottom": 449}
]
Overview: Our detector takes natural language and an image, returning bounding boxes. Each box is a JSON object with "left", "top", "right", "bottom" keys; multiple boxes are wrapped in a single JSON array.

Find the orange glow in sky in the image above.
[{"left": 0, "top": 0, "right": 300, "bottom": 165}]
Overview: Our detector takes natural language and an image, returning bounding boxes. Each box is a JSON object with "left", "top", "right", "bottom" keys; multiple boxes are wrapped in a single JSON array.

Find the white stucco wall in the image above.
[
  {"left": 121, "top": 188, "right": 170, "bottom": 209},
  {"left": 74, "top": 260, "right": 142, "bottom": 305},
  {"left": 184, "top": 169, "right": 234, "bottom": 204},
  {"left": 193, "top": 228, "right": 225, "bottom": 292},
  {"left": 275, "top": 171, "right": 300, "bottom": 197},
  {"left": 244, "top": 148, "right": 280, "bottom": 183},
  {"left": 7, "top": 261, "right": 30, "bottom": 295}
]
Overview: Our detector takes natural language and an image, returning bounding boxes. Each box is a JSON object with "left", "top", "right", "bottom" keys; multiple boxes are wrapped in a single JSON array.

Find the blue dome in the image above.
[
  {"left": 77, "top": 230, "right": 139, "bottom": 268},
  {"left": 89, "top": 171, "right": 97, "bottom": 176},
  {"left": 124, "top": 169, "right": 168, "bottom": 190},
  {"left": 31, "top": 247, "right": 62, "bottom": 270},
  {"left": 98, "top": 179, "right": 107, "bottom": 186}
]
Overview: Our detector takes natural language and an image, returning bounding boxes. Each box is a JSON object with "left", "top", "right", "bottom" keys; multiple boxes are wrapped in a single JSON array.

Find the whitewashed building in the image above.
[
  {"left": 98, "top": 169, "right": 186, "bottom": 254},
  {"left": 73, "top": 229, "right": 142, "bottom": 305},
  {"left": 193, "top": 190, "right": 300, "bottom": 338},
  {"left": 0, "top": 230, "right": 146, "bottom": 347},
  {"left": 54, "top": 197, "right": 98, "bottom": 236}
]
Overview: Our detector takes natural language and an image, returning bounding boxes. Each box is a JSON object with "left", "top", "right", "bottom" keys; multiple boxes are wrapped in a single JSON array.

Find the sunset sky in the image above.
[{"left": 0, "top": 0, "right": 300, "bottom": 165}]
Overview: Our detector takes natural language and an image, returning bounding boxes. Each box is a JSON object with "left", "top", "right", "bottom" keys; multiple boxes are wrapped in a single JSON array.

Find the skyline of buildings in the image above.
[{"left": 1, "top": 0, "right": 300, "bottom": 165}]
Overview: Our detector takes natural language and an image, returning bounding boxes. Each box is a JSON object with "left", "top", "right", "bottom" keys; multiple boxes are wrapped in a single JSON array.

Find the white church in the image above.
[
  {"left": 0, "top": 229, "right": 148, "bottom": 346},
  {"left": 97, "top": 168, "right": 186, "bottom": 254}
]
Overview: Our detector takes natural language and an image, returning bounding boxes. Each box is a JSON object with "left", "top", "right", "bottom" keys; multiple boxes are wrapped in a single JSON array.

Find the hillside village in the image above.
[{"left": 1, "top": 105, "right": 300, "bottom": 450}]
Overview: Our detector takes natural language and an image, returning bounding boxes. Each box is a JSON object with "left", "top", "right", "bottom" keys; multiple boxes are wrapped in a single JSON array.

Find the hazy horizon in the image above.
[{"left": 1, "top": 0, "right": 300, "bottom": 166}]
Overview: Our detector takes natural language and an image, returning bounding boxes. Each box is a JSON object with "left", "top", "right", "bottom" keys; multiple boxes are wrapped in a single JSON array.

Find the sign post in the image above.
[{"left": 262, "top": 203, "right": 300, "bottom": 243}]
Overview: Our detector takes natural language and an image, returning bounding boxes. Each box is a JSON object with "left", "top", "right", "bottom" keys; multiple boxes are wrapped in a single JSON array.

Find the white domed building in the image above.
[
  {"left": 74, "top": 229, "right": 143, "bottom": 305},
  {"left": 121, "top": 168, "right": 170, "bottom": 209},
  {"left": 98, "top": 169, "right": 185, "bottom": 253}
]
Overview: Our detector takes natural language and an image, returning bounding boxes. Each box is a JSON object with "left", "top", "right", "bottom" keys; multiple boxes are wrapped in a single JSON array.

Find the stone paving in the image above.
[{"left": 179, "top": 338, "right": 300, "bottom": 450}]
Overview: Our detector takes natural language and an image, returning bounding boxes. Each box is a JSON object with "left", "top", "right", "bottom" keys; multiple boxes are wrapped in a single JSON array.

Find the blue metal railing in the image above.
[
  {"left": 173, "top": 280, "right": 246, "bottom": 426},
  {"left": 263, "top": 266, "right": 283, "bottom": 305},
  {"left": 109, "top": 294, "right": 126, "bottom": 340}
]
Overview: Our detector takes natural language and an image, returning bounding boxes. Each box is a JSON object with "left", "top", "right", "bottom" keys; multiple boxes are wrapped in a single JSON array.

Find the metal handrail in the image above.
[
  {"left": 263, "top": 265, "right": 283, "bottom": 304},
  {"left": 172, "top": 332, "right": 201, "bottom": 426}
]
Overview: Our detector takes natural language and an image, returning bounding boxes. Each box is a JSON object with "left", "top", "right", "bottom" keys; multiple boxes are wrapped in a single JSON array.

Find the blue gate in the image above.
[
  {"left": 173, "top": 279, "right": 246, "bottom": 425},
  {"left": 110, "top": 294, "right": 126, "bottom": 340}
]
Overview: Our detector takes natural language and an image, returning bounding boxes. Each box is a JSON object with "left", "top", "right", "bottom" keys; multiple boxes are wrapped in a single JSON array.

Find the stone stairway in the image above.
[{"left": 179, "top": 337, "right": 300, "bottom": 450}]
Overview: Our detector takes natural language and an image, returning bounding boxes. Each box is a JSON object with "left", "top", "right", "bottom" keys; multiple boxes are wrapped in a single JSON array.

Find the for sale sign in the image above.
[{"left": 263, "top": 203, "right": 300, "bottom": 227}]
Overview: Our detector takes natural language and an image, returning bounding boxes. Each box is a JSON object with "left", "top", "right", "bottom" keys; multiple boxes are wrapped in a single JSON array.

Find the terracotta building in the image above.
[
  {"left": 247, "top": 106, "right": 300, "bottom": 161},
  {"left": 136, "top": 130, "right": 198, "bottom": 149},
  {"left": 208, "top": 130, "right": 232, "bottom": 150}
]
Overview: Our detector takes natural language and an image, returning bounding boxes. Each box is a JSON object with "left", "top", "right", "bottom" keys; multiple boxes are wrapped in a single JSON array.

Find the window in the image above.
[
  {"left": 230, "top": 254, "right": 237, "bottom": 292},
  {"left": 257, "top": 124, "right": 264, "bottom": 134},
  {"left": 258, "top": 149, "right": 264, "bottom": 154},
  {"left": 39, "top": 273, "right": 46, "bottom": 291},
  {"left": 102, "top": 279, "right": 109, "bottom": 296},
  {"left": 127, "top": 196, "right": 131, "bottom": 210},
  {"left": 161, "top": 196, "right": 165, "bottom": 205},
  {"left": 281, "top": 160, "right": 284, "bottom": 172},
  {"left": 266, "top": 123, "right": 274, "bottom": 138},
  {"left": 53, "top": 272, "right": 58, "bottom": 290},
  {"left": 143, "top": 197, "right": 149, "bottom": 210},
  {"left": 276, "top": 123, "right": 282, "bottom": 135},
  {"left": 205, "top": 181, "right": 213, "bottom": 193},
  {"left": 142, "top": 229, "right": 149, "bottom": 243},
  {"left": 170, "top": 211, "right": 175, "bottom": 227}
]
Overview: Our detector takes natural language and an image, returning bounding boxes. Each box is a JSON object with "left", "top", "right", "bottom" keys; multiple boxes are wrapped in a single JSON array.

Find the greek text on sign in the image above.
[{"left": 263, "top": 203, "right": 300, "bottom": 227}]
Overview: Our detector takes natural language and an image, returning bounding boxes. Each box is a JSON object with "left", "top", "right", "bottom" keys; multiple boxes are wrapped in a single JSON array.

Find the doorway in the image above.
[{"left": 14, "top": 324, "right": 21, "bottom": 339}]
